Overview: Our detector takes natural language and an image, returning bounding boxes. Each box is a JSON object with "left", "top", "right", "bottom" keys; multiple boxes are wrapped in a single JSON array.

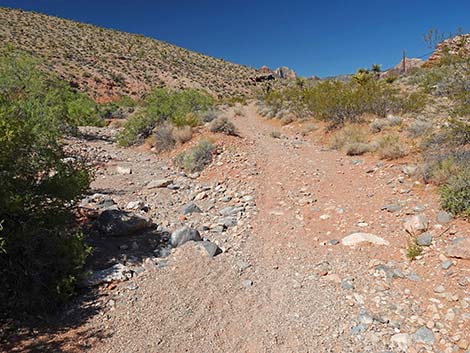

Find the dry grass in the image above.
[
  {"left": 376, "top": 134, "right": 407, "bottom": 160},
  {"left": 209, "top": 117, "right": 238, "bottom": 135},
  {"left": 330, "top": 124, "right": 369, "bottom": 150},
  {"left": 172, "top": 126, "right": 193, "bottom": 144}
]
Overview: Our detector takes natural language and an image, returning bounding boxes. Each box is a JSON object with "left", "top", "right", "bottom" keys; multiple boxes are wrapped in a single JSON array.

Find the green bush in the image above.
[
  {"left": 440, "top": 169, "right": 470, "bottom": 216},
  {"left": 118, "top": 88, "right": 213, "bottom": 146},
  {"left": 0, "top": 48, "right": 91, "bottom": 316},
  {"left": 422, "top": 118, "right": 470, "bottom": 217},
  {"left": 174, "top": 139, "right": 214, "bottom": 172},
  {"left": 264, "top": 79, "right": 425, "bottom": 128}
]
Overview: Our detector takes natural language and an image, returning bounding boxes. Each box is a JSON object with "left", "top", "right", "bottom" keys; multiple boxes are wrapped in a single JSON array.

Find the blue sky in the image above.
[{"left": 2, "top": 0, "right": 470, "bottom": 77}]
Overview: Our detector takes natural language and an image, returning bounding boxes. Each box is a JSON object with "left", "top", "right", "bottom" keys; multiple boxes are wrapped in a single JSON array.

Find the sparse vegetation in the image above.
[
  {"left": 172, "top": 126, "right": 193, "bottom": 144},
  {"left": 406, "top": 239, "right": 423, "bottom": 260},
  {"left": 440, "top": 168, "right": 470, "bottom": 216},
  {"left": 422, "top": 118, "right": 470, "bottom": 216},
  {"left": 209, "top": 117, "right": 238, "bottom": 135},
  {"left": 407, "top": 119, "right": 433, "bottom": 138},
  {"left": 174, "top": 139, "right": 214, "bottom": 172},
  {"left": 369, "top": 115, "right": 403, "bottom": 133},
  {"left": 263, "top": 78, "right": 425, "bottom": 128},
  {"left": 118, "top": 88, "right": 213, "bottom": 146},
  {"left": 376, "top": 134, "right": 407, "bottom": 160},
  {"left": 330, "top": 124, "right": 369, "bottom": 150}
]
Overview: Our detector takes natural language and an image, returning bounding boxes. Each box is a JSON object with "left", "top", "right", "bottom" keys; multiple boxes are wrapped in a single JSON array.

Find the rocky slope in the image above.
[{"left": 0, "top": 7, "right": 261, "bottom": 101}]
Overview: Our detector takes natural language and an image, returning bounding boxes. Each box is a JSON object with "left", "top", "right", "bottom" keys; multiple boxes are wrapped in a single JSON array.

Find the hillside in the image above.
[{"left": 0, "top": 8, "right": 260, "bottom": 101}]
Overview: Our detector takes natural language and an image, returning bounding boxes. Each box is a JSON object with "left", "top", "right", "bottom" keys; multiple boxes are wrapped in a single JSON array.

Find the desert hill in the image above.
[{"left": 0, "top": 7, "right": 261, "bottom": 101}]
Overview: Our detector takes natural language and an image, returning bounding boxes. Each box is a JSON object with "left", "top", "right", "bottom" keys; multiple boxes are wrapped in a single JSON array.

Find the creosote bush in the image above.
[
  {"left": 0, "top": 48, "right": 92, "bottom": 316},
  {"left": 264, "top": 78, "right": 426, "bottom": 128}
]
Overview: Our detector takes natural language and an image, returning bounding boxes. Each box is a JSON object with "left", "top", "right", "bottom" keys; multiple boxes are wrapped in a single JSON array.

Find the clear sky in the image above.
[{"left": 2, "top": 0, "right": 470, "bottom": 77}]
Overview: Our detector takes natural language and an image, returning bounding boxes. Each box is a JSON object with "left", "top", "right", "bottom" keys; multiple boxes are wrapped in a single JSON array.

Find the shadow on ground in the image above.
[{"left": 0, "top": 193, "right": 171, "bottom": 352}]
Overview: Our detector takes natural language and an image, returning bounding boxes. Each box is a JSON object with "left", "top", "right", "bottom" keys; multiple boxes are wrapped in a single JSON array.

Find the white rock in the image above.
[
  {"left": 83, "top": 263, "right": 131, "bottom": 287},
  {"left": 147, "top": 179, "right": 173, "bottom": 189},
  {"left": 391, "top": 333, "right": 411, "bottom": 351},
  {"left": 404, "top": 214, "right": 429, "bottom": 235},
  {"left": 116, "top": 166, "right": 132, "bottom": 175},
  {"left": 342, "top": 233, "right": 389, "bottom": 246}
]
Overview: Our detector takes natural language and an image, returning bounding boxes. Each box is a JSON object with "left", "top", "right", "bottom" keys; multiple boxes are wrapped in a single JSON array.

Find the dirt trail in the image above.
[
  {"left": 84, "top": 104, "right": 469, "bottom": 353},
  {"left": 10, "top": 104, "right": 469, "bottom": 353}
]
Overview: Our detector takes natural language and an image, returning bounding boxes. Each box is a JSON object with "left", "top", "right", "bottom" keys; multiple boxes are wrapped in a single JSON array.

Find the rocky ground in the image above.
[{"left": 4, "top": 104, "right": 470, "bottom": 353}]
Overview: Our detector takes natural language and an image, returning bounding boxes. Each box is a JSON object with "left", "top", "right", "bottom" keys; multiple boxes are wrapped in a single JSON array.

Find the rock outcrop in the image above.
[{"left": 427, "top": 34, "right": 470, "bottom": 65}]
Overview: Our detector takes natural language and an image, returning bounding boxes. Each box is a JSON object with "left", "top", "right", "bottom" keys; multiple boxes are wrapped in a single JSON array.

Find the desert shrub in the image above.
[
  {"left": 234, "top": 106, "right": 245, "bottom": 117},
  {"left": 201, "top": 108, "right": 220, "bottom": 123},
  {"left": 66, "top": 92, "right": 104, "bottom": 127},
  {"left": 376, "top": 134, "right": 407, "bottom": 160},
  {"left": 369, "top": 115, "right": 402, "bottom": 133},
  {"left": 423, "top": 151, "right": 470, "bottom": 184},
  {"left": 280, "top": 114, "right": 294, "bottom": 125},
  {"left": 421, "top": 117, "right": 470, "bottom": 216},
  {"left": 152, "top": 123, "right": 176, "bottom": 151},
  {"left": 386, "top": 115, "right": 403, "bottom": 127},
  {"left": 370, "top": 119, "right": 388, "bottom": 133},
  {"left": 385, "top": 74, "right": 398, "bottom": 84},
  {"left": 174, "top": 139, "right": 214, "bottom": 172},
  {"left": 264, "top": 79, "right": 425, "bottom": 128},
  {"left": 118, "top": 88, "right": 213, "bottom": 146},
  {"left": 269, "top": 131, "right": 281, "bottom": 139},
  {"left": 172, "top": 112, "right": 201, "bottom": 127},
  {"left": 407, "top": 119, "right": 433, "bottom": 138},
  {"left": 301, "top": 123, "right": 317, "bottom": 136},
  {"left": 345, "top": 142, "right": 373, "bottom": 156},
  {"left": 406, "top": 240, "right": 423, "bottom": 260},
  {"left": 411, "top": 57, "right": 470, "bottom": 95},
  {"left": 225, "top": 96, "right": 247, "bottom": 106},
  {"left": 0, "top": 48, "right": 91, "bottom": 316},
  {"left": 172, "top": 126, "right": 193, "bottom": 144},
  {"left": 330, "top": 124, "right": 368, "bottom": 150},
  {"left": 440, "top": 169, "right": 470, "bottom": 216},
  {"left": 209, "top": 117, "right": 237, "bottom": 135}
]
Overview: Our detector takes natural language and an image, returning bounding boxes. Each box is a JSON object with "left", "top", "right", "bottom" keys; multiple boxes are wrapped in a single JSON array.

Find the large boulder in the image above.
[
  {"left": 170, "top": 226, "right": 202, "bottom": 247},
  {"left": 94, "top": 209, "right": 152, "bottom": 237}
]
